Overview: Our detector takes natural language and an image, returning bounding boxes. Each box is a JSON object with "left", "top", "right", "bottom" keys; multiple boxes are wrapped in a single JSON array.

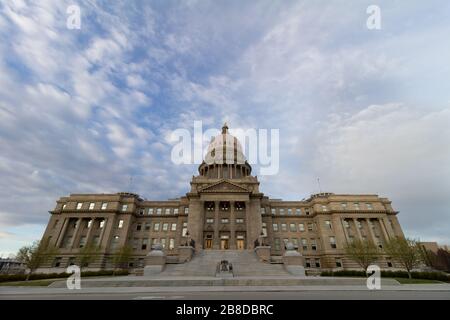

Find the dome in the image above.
[{"left": 199, "top": 123, "right": 252, "bottom": 179}]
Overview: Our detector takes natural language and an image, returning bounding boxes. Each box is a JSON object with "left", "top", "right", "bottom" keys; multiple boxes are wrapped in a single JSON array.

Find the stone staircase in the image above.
[{"left": 159, "top": 250, "right": 289, "bottom": 277}]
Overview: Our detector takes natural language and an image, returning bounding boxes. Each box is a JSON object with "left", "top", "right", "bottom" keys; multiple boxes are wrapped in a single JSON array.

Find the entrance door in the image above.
[
  {"left": 237, "top": 239, "right": 245, "bottom": 250},
  {"left": 220, "top": 239, "right": 229, "bottom": 250},
  {"left": 204, "top": 239, "right": 212, "bottom": 249}
]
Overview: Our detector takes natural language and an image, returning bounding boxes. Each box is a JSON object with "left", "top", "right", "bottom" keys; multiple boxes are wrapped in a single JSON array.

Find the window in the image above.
[
  {"left": 139, "top": 208, "right": 144, "bottom": 215},
  {"left": 281, "top": 223, "right": 287, "bottom": 231},
  {"left": 295, "top": 208, "right": 301, "bottom": 215},
  {"left": 341, "top": 203, "right": 347, "bottom": 209},
  {"left": 335, "top": 258, "right": 342, "bottom": 268},
  {"left": 156, "top": 208, "right": 162, "bottom": 215},
  {"left": 136, "top": 224, "right": 142, "bottom": 231},
  {"left": 274, "top": 238, "right": 281, "bottom": 251},
  {"left": 121, "top": 204, "right": 128, "bottom": 212},
  {"left": 221, "top": 218, "right": 229, "bottom": 224},
  {"left": 287, "top": 208, "right": 292, "bottom": 215},
  {"left": 343, "top": 219, "right": 350, "bottom": 228},
  {"left": 184, "top": 207, "right": 189, "bottom": 214},
  {"left": 260, "top": 207, "right": 266, "bottom": 215},
  {"left": 279, "top": 208, "right": 285, "bottom": 215},
  {"left": 144, "top": 223, "right": 150, "bottom": 231},
  {"left": 301, "top": 238, "right": 308, "bottom": 250},
  {"left": 162, "top": 223, "right": 169, "bottom": 231},
  {"left": 329, "top": 236, "right": 336, "bottom": 249},
  {"left": 111, "top": 236, "right": 119, "bottom": 250},
  {"left": 174, "top": 208, "right": 179, "bottom": 215},
  {"left": 118, "top": 220, "right": 124, "bottom": 229},
  {"left": 68, "top": 257, "right": 76, "bottom": 266},
  {"left": 387, "top": 260, "right": 393, "bottom": 268},
  {"left": 321, "top": 205, "right": 327, "bottom": 212},
  {"left": 92, "top": 236, "right": 100, "bottom": 246},
  {"left": 148, "top": 208, "right": 154, "bottom": 215},
  {"left": 89, "top": 203, "right": 95, "bottom": 210},
  {"left": 64, "top": 236, "right": 72, "bottom": 248},
  {"left": 305, "top": 209, "right": 310, "bottom": 215},
  {"left": 182, "top": 222, "right": 188, "bottom": 237},
  {"left": 154, "top": 223, "right": 160, "bottom": 231},
  {"left": 152, "top": 238, "right": 159, "bottom": 245},
  {"left": 298, "top": 223, "right": 305, "bottom": 232},
  {"left": 262, "top": 222, "right": 267, "bottom": 237},
  {"left": 62, "top": 204, "right": 67, "bottom": 210},
  {"left": 283, "top": 239, "right": 289, "bottom": 248},
  {"left": 132, "top": 238, "right": 138, "bottom": 250},
  {"left": 73, "top": 220, "right": 79, "bottom": 229},
  {"left": 206, "top": 218, "right": 214, "bottom": 224},
  {"left": 325, "top": 220, "right": 332, "bottom": 229},
  {"left": 161, "top": 238, "right": 166, "bottom": 248},
  {"left": 272, "top": 223, "right": 279, "bottom": 232},
  {"left": 169, "top": 238, "right": 175, "bottom": 250},
  {"left": 87, "top": 219, "right": 92, "bottom": 228},
  {"left": 353, "top": 202, "right": 360, "bottom": 210},
  {"left": 53, "top": 257, "right": 62, "bottom": 268},
  {"left": 289, "top": 223, "right": 297, "bottom": 232},
  {"left": 165, "top": 208, "right": 171, "bottom": 215},
  {"left": 271, "top": 208, "right": 276, "bottom": 215},
  {"left": 79, "top": 236, "right": 86, "bottom": 248},
  {"left": 99, "top": 220, "right": 105, "bottom": 228},
  {"left": 311, "top": 239, "right": 317, "bottom": 251},
  {"left": 305, "top": 259, "right": 311, "bottom": 268},
  {"left": 171, "top": 223, "right": 177, "bottom": 231},
  {"left": 291, "top": 238, "right": 298, "bottom": 247},
  {"left": 101, "top": 202, "right": 107, "bottom": 210},
  {"left": 236, "top": 218, "right": 244, "bottom": 224},
  {"left": 357, "top": 220, "right": 362, "bottom": 229},
  {"left": 76, "top": 202, "right": 82, "bottom": 210},
  {"left": 366, "top": 203, "right": 373, "bottom": 210},
  {"left": 141, "top": 238, "right": 148, "bottom": 250},
  {"left": 315, "top": 259, "right": 321, "bottom": 268},
  {"left": 307, "top": 223, "right": 313, "bottom": 231}
]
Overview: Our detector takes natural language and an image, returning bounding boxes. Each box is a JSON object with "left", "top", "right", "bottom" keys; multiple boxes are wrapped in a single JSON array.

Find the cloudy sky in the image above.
[{"left": 0, "top": 0, "right": 449, "bottom": 255}]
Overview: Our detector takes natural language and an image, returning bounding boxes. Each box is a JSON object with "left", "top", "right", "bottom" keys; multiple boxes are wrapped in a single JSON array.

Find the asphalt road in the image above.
[{"left": 1, "top": 290, "right": 450, "bottom": 300}]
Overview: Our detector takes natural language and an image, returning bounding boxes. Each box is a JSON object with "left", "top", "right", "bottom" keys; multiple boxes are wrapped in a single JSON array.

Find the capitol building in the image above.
[{"left": 39, "top": 124, "right": 405, "bottom": 274}]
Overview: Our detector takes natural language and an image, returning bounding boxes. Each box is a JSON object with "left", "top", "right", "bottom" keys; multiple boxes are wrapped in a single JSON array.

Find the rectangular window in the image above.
[
  {"left": 99, "top": 220, "right": 105, "bottom": 229},
  {"left": 111, "top": 236, "right": 119, "bottom": 250},
  {"left": 295, "top": 208, "right": 301, "bottom": 215},
  {"left": 325, "top": 220, "right": 332, "bottom": 229},
  {"left": 341, "top": 202, "right": 347, "bottom": 209},
  {"left": 169, "top": 238, "right": 175, "bottom": 250},
  {"left": 121, "top": 204, "right": 128, "bottom": 212},
  {"left": 206, "top": 218, "right": 214, "bottom": 224},
  {"left": 148, "top": 208, "right": 154, "bottom": 215},
  {"left": 299, "top": 223, "right": 305, "bottom": 232},
  {"left": 354, "top": 203, "right": 360, "bottom": 210},
  {"left": 141, "top": 238, "right": 148, "bottom": 250},
  {"left": 279, "top": 208, "right": 285, "bottom": 215},
  {"left": 289, "top": 223, "right": 297, "bottom": 232},
  {"left": 161, "top": 238, "right": 166, "bottom": 248},
  {"left": 272, "top": 223, "right": 279, "bottom": 232},
  {"left": 76, "top": 202, "right": 82, "bottom": 210},
  {"left": 274, "top": 238, "right": 281, "bottom": 251},
  {"left": 156, "top": 208, "right": 162, "bottom": 215},
  {"left": 281, "top": 223, "right": 287, "bottom": 231},
  {"left": 301, "top": 238, "right": 308, "bottom": 250},
  {"left": 221, "top": 218, "right": 229, "bottom": 224},
  {"left": 165, "top": 208, "right": 171, "bottom": 215},
  {"left": 335, "top": 258, "right": 342, "bottom": 268},
  {"left": 101, "top": 202, "right": 107, "bottom": 210},
  {"left": 182, "top": 222, "right": 188, "bottom": 237},
  {"left": 162, "top": 223, "right": 169, "bottom": 231},
  {"left": 136, "top": 224, "right": 142, "bottom": 231},
  {"left": 118, "top": 220, "right": 124, "bottom": 229},
  {"left": 366, "top": 203, "right": 373, "bottom": 210},
  {"left": 174, "top": 208, "right": 179, "bottom": 215},
  {"left": 260, "top": 207, "right": 266, "bottom": 215},
  {"left": 321, "top": 205, "right": 327, "bottom": 211},
  {"left": 343, "top": 220, "right": 350, "bottom": 228},
  {"left": 184, "top": 207, "right": 189, "bottom": 214},
  {"left": 315, "top": 259, "right": 321, "bottom": 268},
  {"left": 262, "top": 222, "right": 267, "bottom": 237},
  {"left": 53, "top": 257, "right": 62, "bottom": 268},
  {"left": 305, "top": 259, "right": 311, "bottom": 268},
  {"left": 79, "top": 236, "right": 86, "bottom": 248},
  {"left": 329, "top": 236, "right": 336, "bottom": 249},
  {"left": 287, "top": 208, "right": 292, "bottom": 215},
  {"left": 139, "top": 209, "right": 144, "bottom": 215},
  {"left": 87, "top": 219, "right": 92, "bottom": 228},
  {"left": 311, "top": 239, "right": 317, "bottom": 251},
  {"left": 291, "top": 238, "right": 298, "bottom": 247},
  {"left": 154, "top": 223, "right": 160, "bottom": 231},
  {"left": 144, "top": 223, "right": 150, "bottom": 231},
  {"left": 89, "top": 203, "right": 95, "bottom": 210},
  {"left": 171, "top": 223, "right": 177, "bottom": 231},
  {"left": 305, "top": 209, "right": 310, "bottom": 215},
  {"left": 271, "top": 208, "right": 276, "bottom": 215},
  {"left": 236, "top": 218, "right": 244, "bottom": 224},
  {"left": 307, "top": 223, "right": 313, "bottom": 231}
]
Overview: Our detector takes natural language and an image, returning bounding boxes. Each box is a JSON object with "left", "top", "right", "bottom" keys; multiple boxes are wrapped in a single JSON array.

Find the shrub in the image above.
[
  {"left": 0, "top": 270, "right": 129, "bottom": 283},
  {"left": 320, "top": 270, "right": 450, "bottom": 282}
]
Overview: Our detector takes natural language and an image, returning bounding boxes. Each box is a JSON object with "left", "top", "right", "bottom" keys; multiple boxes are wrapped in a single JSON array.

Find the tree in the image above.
[
  {"left": 111, "top": 246, "right": 132, "bottom": 275},
  {"left": 384, "top": 237, "right": 424, "bottom": 279},
  {"left": 344, "top": 239, "right": 380, "bottom": 273},
  {"left": 77, "top": 244, "right": 101, "bottom": 272},
  {"left": 16, "top": 239, "right": 59, "bottom": 280}
]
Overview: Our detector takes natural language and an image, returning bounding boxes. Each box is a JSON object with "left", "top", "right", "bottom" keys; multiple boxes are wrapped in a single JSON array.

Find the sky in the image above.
[{"left": 0, "top": 0, "right": 449, "bottom": 256}]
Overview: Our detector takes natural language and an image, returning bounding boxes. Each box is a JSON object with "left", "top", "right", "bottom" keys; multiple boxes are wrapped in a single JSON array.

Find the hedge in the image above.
[
  {"left": 321, "top": 270, "right": 450, "bottom": 282},
  {"left": 0, "top": 270, "right": 129, "bottom": 283}
]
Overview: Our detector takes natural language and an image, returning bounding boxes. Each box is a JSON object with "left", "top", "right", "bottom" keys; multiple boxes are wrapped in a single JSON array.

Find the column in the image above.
[
  {"left": 230, "top": 201, "right": 236, "bottom": 249},
  {"left": 379, "top": 218, "right": 391, "bottom": 241},
  {"left": 352, "top": 218, "right": 363, "bottom": 240},
  {"left": 56, "top": 218, "right": 70, "bottom": 248},
  {"left": 213, "top": 201, "right": 220, "bottom": 249},
  {"left": 340, "top": 218, "right": 350, "bottom": 243},
  {"left": 365, "top": 218, "right": 378, "bottom": 243},
  {"left": 98, "top": 218, "right": 108, "bottom": 249},
  {"left": 85, "top": 218, "right": 96, "bottom": 246},
  {"left": 71, "top": 218, "right": 83, "bottom": 249}
]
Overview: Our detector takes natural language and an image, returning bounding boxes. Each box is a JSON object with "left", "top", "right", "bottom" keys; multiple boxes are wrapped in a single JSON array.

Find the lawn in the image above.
[
  {"left": 0, "top": 279, "right": 57, "bottom": 286},
  {"left": 392, "top": 278, "right": 444, "bottom": 284}
]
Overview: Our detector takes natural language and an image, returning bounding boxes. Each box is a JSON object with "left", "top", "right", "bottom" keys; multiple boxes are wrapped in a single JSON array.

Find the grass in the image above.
[
  {"left": 0, "top": 279, "right": 58, "bottom": 286},
  {"left": 393, "top": 278, "right": 444, "bottom": 284}
]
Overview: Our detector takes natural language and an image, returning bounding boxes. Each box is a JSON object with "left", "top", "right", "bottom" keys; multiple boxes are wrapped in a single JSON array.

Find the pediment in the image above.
[{"left": 199, "top": 180, "right": 249, "bottom": 193}]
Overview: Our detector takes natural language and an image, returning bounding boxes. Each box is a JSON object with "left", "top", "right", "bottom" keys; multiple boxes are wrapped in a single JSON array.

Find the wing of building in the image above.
[{"left": 40, "top": 124, "right": 405, "bottom": 272}]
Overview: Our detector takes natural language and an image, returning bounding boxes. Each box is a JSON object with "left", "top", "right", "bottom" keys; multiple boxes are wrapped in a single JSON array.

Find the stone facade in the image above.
[{"left": 39, "top": 124, "right": 405, "bottom": 273}]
